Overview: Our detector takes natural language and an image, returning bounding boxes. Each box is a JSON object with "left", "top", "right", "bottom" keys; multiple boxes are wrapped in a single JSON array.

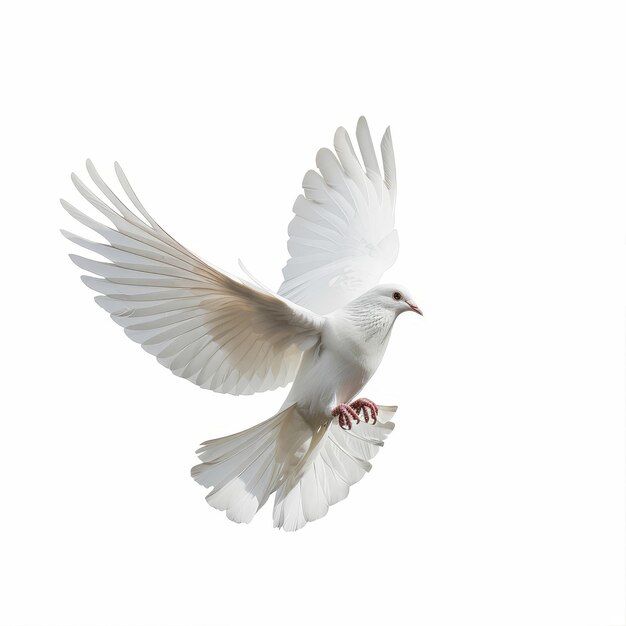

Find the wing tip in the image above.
[
  {"left": 356, "top": 116, "right": 369, "bottom": 134},
  {"left": 113, "top": 160, "right": 126, "bottom": 181},
  {"left": 333, "top": 125, "right": 349, "bottom": 143},
  {"left": 382, "top": 125, "right": 393, "bottom": 145},
  {"left": 315, "top": 146, "right": 336, "bottom": 169},
  {"left": 79, "top": 273, "right": 100, "bottom": 290}
]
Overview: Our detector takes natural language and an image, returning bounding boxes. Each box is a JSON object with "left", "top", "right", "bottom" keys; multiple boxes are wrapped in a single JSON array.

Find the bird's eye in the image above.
[{"left": 392, "top": 291, "right": 402, "bottom": 301}]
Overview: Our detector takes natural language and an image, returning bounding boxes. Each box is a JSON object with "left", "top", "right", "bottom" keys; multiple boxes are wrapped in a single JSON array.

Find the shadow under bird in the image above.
[{"left": 62, "top": 117, "right": 422, "bottom": 531}]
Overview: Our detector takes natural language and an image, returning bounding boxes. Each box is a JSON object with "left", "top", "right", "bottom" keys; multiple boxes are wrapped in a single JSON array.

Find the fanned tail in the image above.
[
  {"left": 191, "top": 410, "right": 287, "bottom": 523},
  {"left": 191, "top": 404, "right": 318, "bottom": 524},
  {"left": 192, "top": 405, "right": 397, "bottom": 530},
  {"left": 272, "top": 405, "right": 397, "bottom": 532}
]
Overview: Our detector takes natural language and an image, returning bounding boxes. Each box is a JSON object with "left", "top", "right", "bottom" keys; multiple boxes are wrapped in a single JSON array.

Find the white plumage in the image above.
[
  {"left": 63, "top": 117, "right": 421, "bottom": 531},
  {"left": 279, "top": 118, "right": 399, "bottom": 314}
]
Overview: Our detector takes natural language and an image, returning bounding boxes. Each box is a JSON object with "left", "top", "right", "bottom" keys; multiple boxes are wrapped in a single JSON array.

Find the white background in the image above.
[{"left": 0, "top": 2, "right": 624, "bottom": 625}]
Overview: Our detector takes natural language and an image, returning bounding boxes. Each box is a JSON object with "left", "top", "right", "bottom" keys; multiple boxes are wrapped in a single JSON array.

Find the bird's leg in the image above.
[
  {"left": 349, "top": 398, "right": 379, "bottom": 424},
  {"left": 331, "top": 403, "right": 361, "bottom": 430}
]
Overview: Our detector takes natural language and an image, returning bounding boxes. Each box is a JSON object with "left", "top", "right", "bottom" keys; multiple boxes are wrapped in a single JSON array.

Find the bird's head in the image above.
[{"left": 364, "top": 283, "right": 423, "bottom": 317}]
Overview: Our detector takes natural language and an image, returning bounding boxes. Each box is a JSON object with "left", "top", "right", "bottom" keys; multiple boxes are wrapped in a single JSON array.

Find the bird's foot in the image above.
[
  {"left": 331, "top": 403, "right": 361, "bottom": 430},
  {"left": 331, "top": 398, "right": 379, "bottom": 430},
  {"left": 350, "top": 397, "right": 379, "bottom": 424}
]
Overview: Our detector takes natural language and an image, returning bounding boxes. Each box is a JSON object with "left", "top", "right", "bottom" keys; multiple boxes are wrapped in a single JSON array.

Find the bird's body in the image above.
[
  {"left": 284, "top": 289, "right": 399, "bottom": 418},
  {"left": 190, "top": 284, "right": 419, "bottom": 530},
  {"left": 62, "top": 117, "right": 422, "bottom": 531}
]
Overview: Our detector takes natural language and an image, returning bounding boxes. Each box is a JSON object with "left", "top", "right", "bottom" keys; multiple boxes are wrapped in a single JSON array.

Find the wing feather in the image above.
[
  {"left": 278, "top": 117, "right": 399, "bottom": 314},
  {"left": 63, "top": 162, "right": 323, "bottom": 395}
]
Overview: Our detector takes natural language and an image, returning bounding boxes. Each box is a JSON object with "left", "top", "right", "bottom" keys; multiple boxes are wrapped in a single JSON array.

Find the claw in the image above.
[
  {"left": 332, "top": 398, "right": 380, "bottom": 429},
  {"left": 331, "top": 403, "right": 361, "bottom": 430},
  {"left": 349, "top": 398, "right": 379, "bottom": 425}
]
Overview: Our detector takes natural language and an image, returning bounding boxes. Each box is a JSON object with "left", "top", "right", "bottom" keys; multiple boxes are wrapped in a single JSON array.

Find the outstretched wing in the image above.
[
  {"left": 62, "top": 161, "right": 323, "bottom": 395},
  {"left": 278, "top": 117, "right": 399, "bottom": 315}
]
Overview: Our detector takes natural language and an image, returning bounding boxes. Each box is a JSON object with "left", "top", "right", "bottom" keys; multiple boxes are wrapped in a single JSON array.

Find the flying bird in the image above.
[{"left": 62, "top": 117, "right": 422, "bottom": 531}]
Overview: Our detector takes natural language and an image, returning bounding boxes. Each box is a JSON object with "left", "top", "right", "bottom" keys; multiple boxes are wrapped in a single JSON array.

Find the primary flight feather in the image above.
[{"left": 63, "top": 117, "right": 422, "bottom": 531}]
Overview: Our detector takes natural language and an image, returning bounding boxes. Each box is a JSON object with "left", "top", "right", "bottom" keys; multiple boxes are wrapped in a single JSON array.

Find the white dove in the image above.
[{"left": 62, "top": 117, "right": 422, "bottom": 531}]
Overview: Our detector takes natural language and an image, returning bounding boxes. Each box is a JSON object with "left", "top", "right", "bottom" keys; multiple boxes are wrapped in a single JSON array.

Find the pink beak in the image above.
[{"left": 408, "top": 302, "right": 423, "bottom": 316}]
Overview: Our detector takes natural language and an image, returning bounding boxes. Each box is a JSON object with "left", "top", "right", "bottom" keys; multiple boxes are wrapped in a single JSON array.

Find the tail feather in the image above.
[
  {"left": 192, "top": 426, "right": 276, "bottom": 492},
  {"left": 191, "top": 404, "right": 398, "bottom": 530},
  {"left": 318, "top": 447, "right": 350, "bottom": 505},
  {"left": 194, "top": 413, "right": 280, "bottom": 465},
  {"left": 191, "top": 409, "right": 290, "bottom": 523},
  {"left": 272, "top": 405, "right": 397, "bottom": 531},
  {"left": 205, "top": 446, "right": 278, "bottom": 523}
]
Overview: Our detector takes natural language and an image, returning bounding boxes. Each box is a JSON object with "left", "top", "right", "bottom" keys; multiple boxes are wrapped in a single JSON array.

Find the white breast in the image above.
[{"left": 283, "top": 306, "right": 396, "bottom": 419}]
